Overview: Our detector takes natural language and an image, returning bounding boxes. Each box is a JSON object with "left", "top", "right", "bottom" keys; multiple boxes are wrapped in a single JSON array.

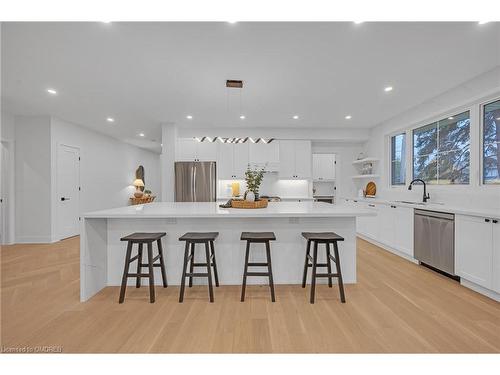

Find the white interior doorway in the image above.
[
  {"left": 56, "top": 144, "right": 80, "bottom": 240},
  {"left": 1, "top": 140, "right": 15, "bottom": 244}
]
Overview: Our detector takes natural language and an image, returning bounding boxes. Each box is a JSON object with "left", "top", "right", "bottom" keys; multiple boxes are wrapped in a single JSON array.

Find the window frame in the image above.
[
  {"left": 411, "top": 111, "right": 471, "bottom": 186},
  {"left": 480, "top": 96, "right": 500, "bottom": 186},
  {"left": 389, "top": 132, "right": 407, "bottom": 186}
]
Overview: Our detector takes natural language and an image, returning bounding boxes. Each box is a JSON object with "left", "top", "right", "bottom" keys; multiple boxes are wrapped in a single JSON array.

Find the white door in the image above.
[
  {"left": 0, "top": 142, "right": 8, "bottom": 244},
  {"left": 57, "top": 144, "right": 80, "bottom": 240},
  {"left": 455, "top": 215, "right": 493, "bottom": 289},
  {"left": 294, "top": 141, "right": 312, "bottom": 178}
]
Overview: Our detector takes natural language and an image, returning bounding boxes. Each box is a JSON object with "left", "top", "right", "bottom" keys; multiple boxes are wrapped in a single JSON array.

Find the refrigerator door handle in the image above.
[{"left": 193, "top": 164, "right": 197, "bottom": 202}]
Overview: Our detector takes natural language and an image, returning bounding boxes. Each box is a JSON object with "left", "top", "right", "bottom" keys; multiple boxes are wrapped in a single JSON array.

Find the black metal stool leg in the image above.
[
  {"left": 157, "top": 239, "right": 168, "bottom": 288},
  {"left": 302, "top": 239, "right": 311, "bottom": 288},
  {"left": 333, "top": 241, "right": 346, "bottom": 303},
  {"left": 241, "top": 240, "right": 250, "bottom": 302},
  {"left": 265, "top": 240, "right": 276, "bottom": 302},
  {"left": 310, "top": 240, "right": 318, "bottom": 304},
  {"left": 179, "top": 241, "right": 190, "bottom": 303},
  {"left": 205, "top": 241, "right": 214, "bottom": 302},
  {"left": 136, "top": 243, "right": 143, "bottom": 288},
  {"left": 326, "top": 242, "right": 333, "bottom": 288},
  {"left": 119, "top": 241, "right": 133, "bottom": 303},
  {"left": 210, "top": 240, "right": 219, "bottom": 287},
  {"left": 147, "top": 242, "right": 155, "bottom": 303},
  {"left": 188, "top": 242, "right": 195, "bottom": 288}
]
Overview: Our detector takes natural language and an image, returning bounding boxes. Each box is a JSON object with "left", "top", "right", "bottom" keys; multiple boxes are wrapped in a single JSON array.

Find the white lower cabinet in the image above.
[
  {"left": 455, "top": 214, "right": 496, "bottom": 290},
  {"left": 353, "top": 200, "right": 413, "bottom": 258},
  {"left": 493, "top": 221, "right": 500, "bottom": 293}
]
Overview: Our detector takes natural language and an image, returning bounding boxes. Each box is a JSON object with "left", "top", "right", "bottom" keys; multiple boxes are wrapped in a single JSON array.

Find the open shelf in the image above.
[
  {"left": 352, "top": 157, "right": 380, "bottom": 165},
  {"left": 351, "top": 174, "right": 380, "bottom": 179}
]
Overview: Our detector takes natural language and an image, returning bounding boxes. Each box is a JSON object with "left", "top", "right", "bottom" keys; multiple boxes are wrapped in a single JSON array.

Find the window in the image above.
[
  {"left": 412, "top": 111, "right": 470, "bottom": 184},
  {"left": 483, "top": 99, "right": 500, "bottom": 184},
  {"left": 390, "top": 133, "right": 406, "bottom": 185}
]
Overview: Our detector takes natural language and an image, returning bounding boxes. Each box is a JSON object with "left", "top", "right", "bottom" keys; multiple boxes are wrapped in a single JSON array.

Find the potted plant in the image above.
[
  {"left": 244, "top": 165, "right": 265, "bottom": 202},
  {"left": 143, "top": 189, "right": 152, "bottom": 198}
]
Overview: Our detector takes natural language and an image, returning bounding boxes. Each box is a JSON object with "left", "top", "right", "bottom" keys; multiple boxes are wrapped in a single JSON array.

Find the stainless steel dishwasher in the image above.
[{"left": 414, "top": 209, "right": 455, "bottom": 276}]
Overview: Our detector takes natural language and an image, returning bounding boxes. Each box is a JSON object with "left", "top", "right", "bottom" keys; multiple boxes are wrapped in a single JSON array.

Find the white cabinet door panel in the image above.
[
  {"left": 217, "top": 143, "right": 234, "bottom": 179},
  {"left": 379, "top": 205, "right": 396, "bottom": 248},
  {"left": 394, "top": 206, "right": 414, "bottom": 257},
  {"left": 455, "top": 215, "right": 493, "bottom": 289},
  {"left": 278, "top": 140, "right": 296, "bottom": 178},
  {"left": 249, "top": 142, "right": 279, "bottom": 164},
  {"left": 493, "top": 220, "right": 500, "bottom": 293},
  {"left": 197, "top": 142, "right": 217, "bottom": 161},
  {"left": 176, "top": 139, "right": 197, "bottom": 161},
  {"left": 233, "top": 143, "right": 250, "bottom": 179},
  {"left": 294, "top": 141, "right": 312, "bottom": 178}
]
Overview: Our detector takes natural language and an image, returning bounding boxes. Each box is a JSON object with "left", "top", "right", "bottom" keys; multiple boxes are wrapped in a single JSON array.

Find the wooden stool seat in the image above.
[
  {"left": 179, "top": 232, "right": 219, "bottom": 303},
  {"left": 121, "top": 232, "right": 166, "bottom": 242},
  {"left": 302, "top": 231, "right": 345, "bottom": 304},
  {"left": 240, "top": 232, "right": 276, "bottom": 302},
  {"left": 241, "top": 232, "right": 276, "bottom": 241},
  {"left": 179, "top": 232, "right": 219, "bottom": 242},
  {"left": 301, "top": 232, "right": 344, "bottom": 242},
  {"left": 119, "top": 232, "right": 168, "bottom": 304}
]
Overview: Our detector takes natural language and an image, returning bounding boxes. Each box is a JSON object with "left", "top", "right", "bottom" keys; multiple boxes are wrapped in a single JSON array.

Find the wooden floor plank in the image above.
[{"left": 1, "top": 237, "right": 499, "bottom": 353}]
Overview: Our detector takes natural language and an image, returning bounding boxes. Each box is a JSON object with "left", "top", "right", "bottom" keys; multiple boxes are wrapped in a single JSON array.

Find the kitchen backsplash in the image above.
[{"left": 218, "top": 175, "right": 312, "bottom": 198}]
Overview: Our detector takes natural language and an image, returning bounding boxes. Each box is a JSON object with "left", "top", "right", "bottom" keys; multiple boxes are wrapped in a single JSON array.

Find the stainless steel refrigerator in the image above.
[{"left": 174, "top": 161, "right": 217, "bottom": 202}]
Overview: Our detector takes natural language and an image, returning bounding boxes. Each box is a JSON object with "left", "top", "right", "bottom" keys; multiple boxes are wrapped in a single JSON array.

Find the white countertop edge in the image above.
[{"left": 341, "top": 196, "right": 500, "bottom": 220}]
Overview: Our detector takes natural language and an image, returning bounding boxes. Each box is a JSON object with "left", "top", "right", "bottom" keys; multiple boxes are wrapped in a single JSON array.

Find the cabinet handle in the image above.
[
  {"left": 493, "top": 220, "right": 498, "bottom": 224},
  {"left": 485, "top": 219, "right": 490, "bottom": 223},
  {"left": 391, "top": 205, "right": 396, "bottom": 208},
  {"left": 368, "top": 204, "right": 375, "bottom": 207}
]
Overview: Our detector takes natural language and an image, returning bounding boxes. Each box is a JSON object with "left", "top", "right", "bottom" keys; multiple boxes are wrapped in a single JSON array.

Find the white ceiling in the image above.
[{"left": 2, "top": 22, "right": 499, "bottom": 151}]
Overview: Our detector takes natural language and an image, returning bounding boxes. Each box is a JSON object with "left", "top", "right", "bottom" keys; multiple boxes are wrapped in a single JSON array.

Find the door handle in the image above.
[
  {"left": 493, "top": 220, "right": 498, "bottom": 224},
  {"left": 485, "top": 218, "right": 490, "bottom": 223},
  {"left": 61, "top": 197, "right": 70, "bottom": 201}
]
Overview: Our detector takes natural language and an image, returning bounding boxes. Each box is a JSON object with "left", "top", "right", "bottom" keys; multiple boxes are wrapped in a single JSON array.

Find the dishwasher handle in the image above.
[{"left": 414, "top": 209, "right": 454, "bottom": 221}]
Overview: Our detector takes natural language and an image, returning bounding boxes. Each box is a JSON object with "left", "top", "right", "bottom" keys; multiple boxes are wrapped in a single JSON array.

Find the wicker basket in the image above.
[
  {"left": 129, "top": 196, "right": 156, "bottom": 205},
  {"left": 231, "top": 198, "right": 269, "bottom": 209}
]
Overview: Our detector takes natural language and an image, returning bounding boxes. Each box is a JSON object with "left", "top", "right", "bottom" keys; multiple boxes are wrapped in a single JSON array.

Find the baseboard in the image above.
[
  {"left": 461, "top": 279, "right": 500, "bottom": 302},
  {"left": 14, "top": 236, "right": 57, "bottom": 244},
  {"left": 357, "top": 233, "right": 418, "bottom": 264}
]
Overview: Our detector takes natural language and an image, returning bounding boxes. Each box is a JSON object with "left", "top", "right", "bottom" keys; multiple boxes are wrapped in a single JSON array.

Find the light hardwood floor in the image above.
[{"left": 1, "top": 236, "right": 499, "bottom": 353}]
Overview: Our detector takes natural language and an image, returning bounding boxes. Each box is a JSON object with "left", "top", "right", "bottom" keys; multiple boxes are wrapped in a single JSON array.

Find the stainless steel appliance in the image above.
[
  {"left": 414, "top": 209, "right": 455, "bottom": 275},
  {"left": 175, "top": 162, "right": 217, "bottom": 202}
]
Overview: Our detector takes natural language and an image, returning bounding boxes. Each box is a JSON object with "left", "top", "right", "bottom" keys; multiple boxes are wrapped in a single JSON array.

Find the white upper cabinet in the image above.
[
  {"left": 216, "top": 143, "right": 249, "bottom": 179},
  {"left": 312, "top": 154, "right": 335, "bottom": 181},
  {"left": 455, "top": 215, "right": 494, "bottom": 289},
  {"left": 176, "top": 138, "right": 217, "bottom": 161},
  {"left": 249, "top": 142, "right": 280, "bottom": 167},
  {"left": 279, "top": 140, "right": 311, "bottom": 179}
]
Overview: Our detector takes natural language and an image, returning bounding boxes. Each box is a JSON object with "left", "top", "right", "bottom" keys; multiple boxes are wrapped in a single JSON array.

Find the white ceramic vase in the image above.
[{"left": 245, "top": 191, "right": 255, "bottom": 202}]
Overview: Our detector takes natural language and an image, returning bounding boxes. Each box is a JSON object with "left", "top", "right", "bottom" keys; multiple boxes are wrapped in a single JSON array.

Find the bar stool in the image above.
[
  {"left": 119, "top": 232, "right": 168, "bottom": 303},
  {"left": 301, "top": 232, "right": 345, "bottom": 304},
  {"left": 240, "top": 232, "right": 276, "bottom": 302},
  {"left": 179, "top": 232, "right": 219, "bottom": 303}
]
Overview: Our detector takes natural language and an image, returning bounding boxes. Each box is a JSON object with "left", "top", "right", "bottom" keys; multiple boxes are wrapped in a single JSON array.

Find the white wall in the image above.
[
  {"left": 362, "top": 68, "right": 500, "bottom": 209},
  {"left": 50, "top": 117, "right": 160, "bottom": 240},
  {"left": 1, "top": 111, "right": 16, "bottom": 243},
  {"left": 14, "top": 116, "right": 53, "bottom": 243},
  {"left": 1, "top": 110, "right": 15, "bottom": 140}
]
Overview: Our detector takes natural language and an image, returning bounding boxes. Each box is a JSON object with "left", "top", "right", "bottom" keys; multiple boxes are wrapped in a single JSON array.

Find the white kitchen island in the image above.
[{"left": 80, "top": 202, "right": 374, "bottom": 301}]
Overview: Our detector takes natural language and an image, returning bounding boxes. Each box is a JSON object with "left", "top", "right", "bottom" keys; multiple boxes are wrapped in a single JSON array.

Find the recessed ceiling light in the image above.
[
  {"left": 293, "top": 115, "right": 299, "bottom": 120},
  {"left": 448, "top": 117, "right": 454, "bottom": 120},
  {"left": 138, "top": 133, "right": 145, "bottom": 137},
  {"left": 240, "top": 115, "right": 245, "bottom": 120},
  {"left": 384, "top": 86, "right": 393, "bottom": 92},
  {"left": 353, "top": 21, "right": 364, "bottom": 24},
  {"left": 227, "top": 21, "right": 238, "bottom": 24},
  {"left": 186, "top": 115, "right": 193, "bottom": 119},
  {"left": 478, "top": 21, "right": 490, "bottom": 25},
  {"left": 345, "top": 115, "right": 352, "bottom": 120},
  {"left": 106, "top": 117, "right": 115, "bottom": 123},
  {"left": 46, "top": 88, "right": 57, "bottom": 95},
  {"left": 102, "top": 21, "right": 112, "bottom": 24}
]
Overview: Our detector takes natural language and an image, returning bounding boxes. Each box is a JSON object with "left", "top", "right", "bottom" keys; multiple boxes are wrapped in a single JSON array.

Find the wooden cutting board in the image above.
[{"left": 365, "top": 181, "right": 377, "bottom": 196}]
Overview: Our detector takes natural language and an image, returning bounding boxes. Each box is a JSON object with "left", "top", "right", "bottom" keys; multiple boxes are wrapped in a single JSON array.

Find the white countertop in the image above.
[
  {"left": 342, "top": 197, "right": 500, "bottom": 220},
  {"left": 83, "top": 201, "right": 375, "bottom": 219}
]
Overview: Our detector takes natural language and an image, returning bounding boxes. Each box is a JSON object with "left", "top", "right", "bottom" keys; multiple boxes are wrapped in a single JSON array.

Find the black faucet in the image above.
[{"left": 408, "top": 178, "right": 430, "bottom": 203}]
